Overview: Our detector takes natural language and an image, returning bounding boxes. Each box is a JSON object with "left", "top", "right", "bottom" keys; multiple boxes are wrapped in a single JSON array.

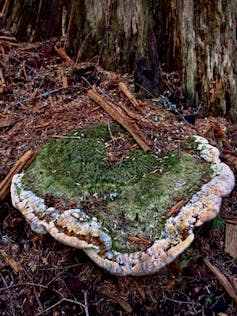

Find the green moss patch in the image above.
[{"left": 23, "top": 123, "right": 211, "bottom": 252}]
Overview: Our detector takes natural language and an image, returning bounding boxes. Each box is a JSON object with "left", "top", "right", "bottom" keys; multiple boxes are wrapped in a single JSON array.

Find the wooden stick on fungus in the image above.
[
  {"left": 0, "top": 150, "right": 37, "bottom": 202},
  {"left": 87, "top": 89, "right": 150, "bottom": 152}
]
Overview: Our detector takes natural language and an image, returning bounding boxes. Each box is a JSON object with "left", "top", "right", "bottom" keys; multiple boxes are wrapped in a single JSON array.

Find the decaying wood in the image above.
[
  {"left": 54, "top": 46, "right": 75, "bottom": 66},
  {"left": 204, "top": 258, "right": 237, "bottom": 304},
  {"left": 166, "top": 199, "right": 188, "bottom": 218},
  {"left": 87, "top": 89, "right": 150, "bottom": 152},
  {"left": 0, "top": 150, "right": 37, "bottom": 202},
  {"left": 0, "top": 68, "right": 6, "bottom": 93},
  {"left": 225, "top": 223, "right": 237, "bottom": 259},
  {"left": 118, "top": 82, "right": 143, "bottom": 113}
]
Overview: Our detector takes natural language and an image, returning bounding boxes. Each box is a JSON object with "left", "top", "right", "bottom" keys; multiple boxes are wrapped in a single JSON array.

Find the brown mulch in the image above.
[{"left": 0, "top": 35, "right": 237, "bottom": 316}]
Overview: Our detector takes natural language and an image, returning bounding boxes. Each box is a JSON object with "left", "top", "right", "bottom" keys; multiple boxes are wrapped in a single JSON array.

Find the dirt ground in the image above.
[{"left": 0, "top": 33, "right": 237, "bottom": 315}]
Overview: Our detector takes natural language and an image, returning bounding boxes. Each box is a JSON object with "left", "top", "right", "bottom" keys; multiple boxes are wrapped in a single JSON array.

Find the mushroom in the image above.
[{"left": 11, "top": 135, "right": 235, "bottom": 276}]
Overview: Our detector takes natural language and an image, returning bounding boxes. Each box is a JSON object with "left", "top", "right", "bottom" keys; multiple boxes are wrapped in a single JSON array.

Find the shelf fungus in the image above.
[{"left": 11, "top": 125, "right": 235, "bottom": 276}]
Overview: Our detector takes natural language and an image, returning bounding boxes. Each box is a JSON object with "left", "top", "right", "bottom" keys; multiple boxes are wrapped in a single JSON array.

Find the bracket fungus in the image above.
[{"left": 11, "top": 125, "right": 235, "bottom": 276}]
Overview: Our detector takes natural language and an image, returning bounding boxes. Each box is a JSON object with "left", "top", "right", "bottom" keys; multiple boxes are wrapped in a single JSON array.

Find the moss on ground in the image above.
[{"left": 23, "top": 123, "right": 212, "bottom": 252}]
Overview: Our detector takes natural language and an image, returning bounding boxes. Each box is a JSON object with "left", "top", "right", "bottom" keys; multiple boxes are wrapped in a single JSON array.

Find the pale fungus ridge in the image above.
[{"left": 11, "top": 135, "right": 235, "bottom": 276}]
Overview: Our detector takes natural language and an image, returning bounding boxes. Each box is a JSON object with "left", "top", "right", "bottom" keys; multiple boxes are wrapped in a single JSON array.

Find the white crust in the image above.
[{"left": 11, "top": 136, "right": 235, "bottom": 275}]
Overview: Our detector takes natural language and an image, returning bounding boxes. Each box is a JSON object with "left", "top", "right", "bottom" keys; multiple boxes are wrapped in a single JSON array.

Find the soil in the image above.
[{"left": 0, "top": 34, "right": 237, "bottom": 315}]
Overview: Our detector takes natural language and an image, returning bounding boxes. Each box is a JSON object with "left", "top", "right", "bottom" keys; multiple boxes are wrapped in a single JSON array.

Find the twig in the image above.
[
  {"left": 51, "top": 135, "right": 82, "bottom": 139},
  {"left": 83, "top": 290, "right": 90, "bottom": 316},
  {"left": 33, "top": 0, "right": 43, "bottom": 42},
  {"left": 164, "top": 296, "right": 196, "bottom": 305},
  {"left": 0, "top": 36, "right": 16, "bottom": 41},
  {"left": 0, "top": 0, "right": 9, "bottom": 18},
  {"left": 35, "top": 298, "right": 85, "bottom": 316},
  {"left": 204, "top": 257, "right": 237, "bottom": 304},
  {"left": 63, "top": 0, "right": 75, "bottom": 49},
  {"left": 0, "top": 149, "right": 37, "bottom": 202},
  {"left": 166, "top": 199, "right": 188, "bottom": 218},
  {"left": 0, "top": 282, "right": 48, "bottom": 291},
  {"left": 101, "top": 290, "right": 132, "bottom": 313},
  {"left": 0, "top": 54, "right": 41, "bottom": 77},
  {"left": 75, "top": 31, "right": 92, "bottom": 65},
  {"left": 107, "top": 120, "right": 114, "bottom": 141},
  {"left": 118, "top": 82, "right": 143, "bottom": 113},
  {"left": 88, "top": 89, "right": 150, "bottom": 152},
  {"left": 8, "top": 84, "right": 80, "bottom": 109},
  {"left": 0, "top": 272, "right": 16, "bottom": 316},
  {"left": 136, "top": 82, "right": 156, "bottom": 98},
  {"left": 81, "top": 76, "right": 94, "bottom": 89},
  {"left": 54, "top": 46, "right": 75, "bottom": 65},
  {"left": 62, "top": 6, "right": 67, "bottom": 38},
  {"left": 23, "top": 267, "right": 44, "bottom": 312}
]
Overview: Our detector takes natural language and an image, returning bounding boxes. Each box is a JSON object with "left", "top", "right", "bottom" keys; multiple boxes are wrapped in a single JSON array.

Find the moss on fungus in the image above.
[{"left": 23, "top": 123, "right": 211, "bottom": 252}]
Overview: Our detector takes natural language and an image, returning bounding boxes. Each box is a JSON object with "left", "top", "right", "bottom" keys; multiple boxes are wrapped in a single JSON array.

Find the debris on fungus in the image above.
[{"left": 11, "top": 124, "right": 235, "bottom": 276}]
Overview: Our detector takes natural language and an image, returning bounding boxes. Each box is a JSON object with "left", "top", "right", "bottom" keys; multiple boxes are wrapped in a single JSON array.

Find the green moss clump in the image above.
[{"left": 23, "top": 123, "right": 212, "bottom": 253}]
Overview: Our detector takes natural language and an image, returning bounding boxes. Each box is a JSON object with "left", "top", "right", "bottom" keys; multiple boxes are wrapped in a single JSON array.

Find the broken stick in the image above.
[
  {"left": 88, "top": 89, "right": 150, "bottom": 152},
  {"left": 118, "top": 82, "right": 143, "bottom": 112},
  {"left": 204, "top": 257, "right": 237, "bottom": 304},
  {"left": 54, "top": 46, "right": 75, "bottom": 66},
  {"left": 0, "top": 150, "right": 37, "bottom": 202}
]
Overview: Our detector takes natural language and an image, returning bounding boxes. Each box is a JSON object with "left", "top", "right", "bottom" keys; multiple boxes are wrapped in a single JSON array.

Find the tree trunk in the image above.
[{"left": 3, "top": 0, "right": 237, "bottom": 120}]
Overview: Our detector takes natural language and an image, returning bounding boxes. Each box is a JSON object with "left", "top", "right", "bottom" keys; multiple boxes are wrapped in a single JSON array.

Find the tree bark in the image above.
[{"left": 3, "top": 0, "right": 237, "bottom": 120}]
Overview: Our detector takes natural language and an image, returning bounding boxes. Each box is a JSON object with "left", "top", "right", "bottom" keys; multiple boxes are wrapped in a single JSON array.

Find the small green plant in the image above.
[{"left": 209, "top": 215, "right": 225, "bottom": 231}]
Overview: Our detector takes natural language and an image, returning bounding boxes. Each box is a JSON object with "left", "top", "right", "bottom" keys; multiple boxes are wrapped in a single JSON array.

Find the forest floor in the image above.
[{"left": 0, "top": 33, "right": 237, "bottom": 316}]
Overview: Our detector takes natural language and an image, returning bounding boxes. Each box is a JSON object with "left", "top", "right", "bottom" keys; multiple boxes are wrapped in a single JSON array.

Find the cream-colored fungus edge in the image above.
[{"left": 11, "top": 136, "right": 235, "bottom": 276}]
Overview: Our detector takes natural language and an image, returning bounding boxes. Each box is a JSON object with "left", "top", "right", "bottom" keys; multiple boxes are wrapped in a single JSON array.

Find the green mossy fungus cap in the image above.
[{"left": 11, "top": 124, "right": 235, "bottom": 275}]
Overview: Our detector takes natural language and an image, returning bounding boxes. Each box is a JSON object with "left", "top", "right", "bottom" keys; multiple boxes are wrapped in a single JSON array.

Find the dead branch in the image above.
[
  {"left": 54, "top": 46, "right": 75, "bottom": 65},
  {"left": 204, "top": 258, "right": 237, "bottom": 304},
  {"left": 87, "top": 89, "right": 150, "bottom": 152},
  {"left": 118, "top": 82, "right": 143, "bottom": 112},
  {"left": 0, "top": 149, "right": 37, "bottom": 202}
]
